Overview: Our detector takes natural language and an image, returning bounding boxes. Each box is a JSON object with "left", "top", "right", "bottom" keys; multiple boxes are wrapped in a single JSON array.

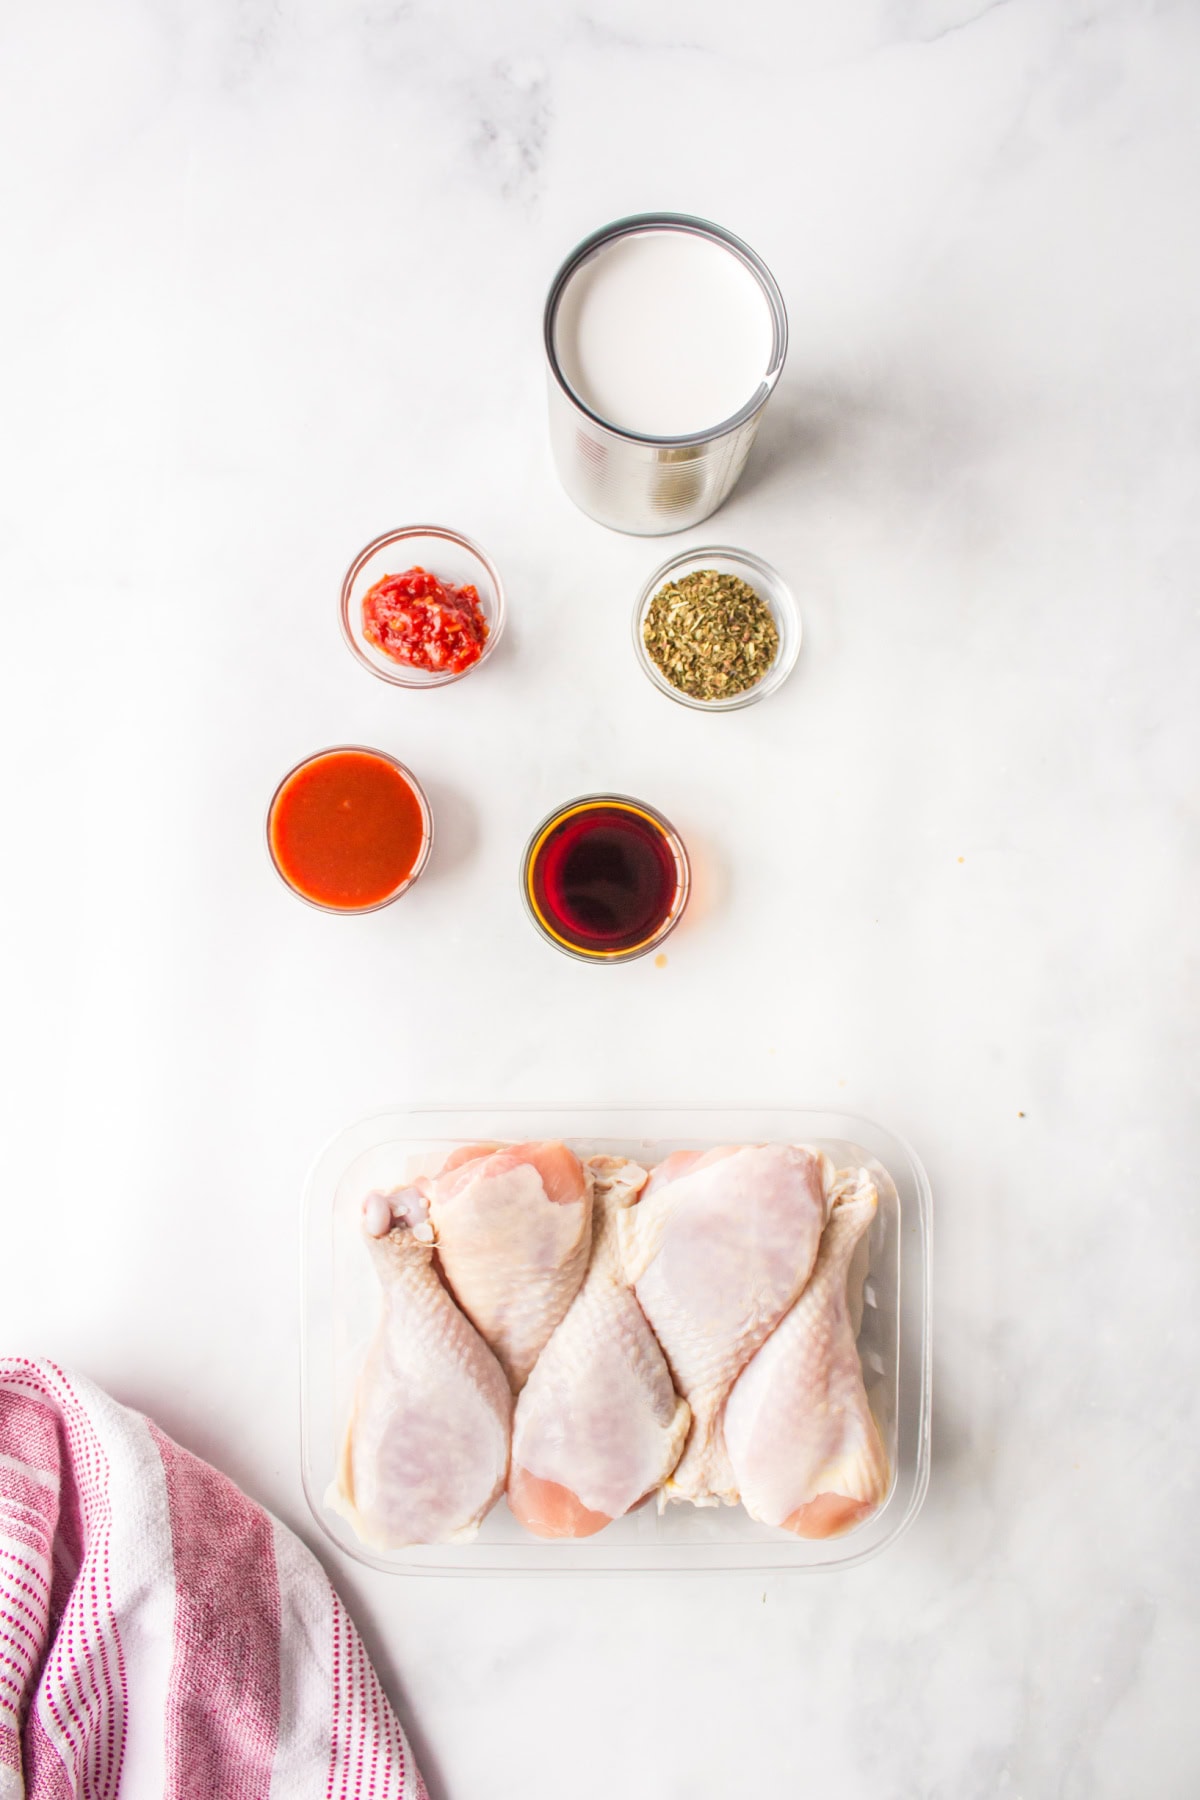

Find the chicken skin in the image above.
[
  {"left": 419, "top": 1141, "right": 593, "bottom": 1392},
  {"left": 618, "top": 1144, "right": 834, "bottom": 1505},
  {"left": 509, "top": 1156, "right": 690, "bottom": 1538},
  {"left": 330, "top": 1187, "right": 512, "bottom": 1549},
  {"left": 724, "top": 1170, "right": 891, "bottom": 1538}
]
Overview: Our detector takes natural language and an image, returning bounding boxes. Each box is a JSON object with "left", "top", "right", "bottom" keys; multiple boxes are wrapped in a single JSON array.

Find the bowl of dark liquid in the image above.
[{"left": 521, "top": 794, "right": 690, "bottom": 962}]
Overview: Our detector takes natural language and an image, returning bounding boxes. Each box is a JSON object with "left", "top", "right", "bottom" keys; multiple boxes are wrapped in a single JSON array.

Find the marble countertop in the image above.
[{"left": 3, "top": 1, "right": 1198, "bottom": 1794}]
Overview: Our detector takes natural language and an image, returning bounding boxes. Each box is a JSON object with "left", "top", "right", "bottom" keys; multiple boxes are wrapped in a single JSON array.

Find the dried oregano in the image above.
[{"left": 643, "top": 568, "right": 779, "bottom": 701}]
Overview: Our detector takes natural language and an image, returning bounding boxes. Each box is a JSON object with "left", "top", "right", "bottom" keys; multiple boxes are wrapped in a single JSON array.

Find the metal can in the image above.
[{"left": 543, "top": 213, "right": 788, "bottom": 537}]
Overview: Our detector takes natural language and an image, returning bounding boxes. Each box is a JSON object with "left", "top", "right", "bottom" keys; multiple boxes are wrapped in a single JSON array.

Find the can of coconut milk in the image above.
[{"left": 543, "top": 213, "right": 788, "bottom": 537}]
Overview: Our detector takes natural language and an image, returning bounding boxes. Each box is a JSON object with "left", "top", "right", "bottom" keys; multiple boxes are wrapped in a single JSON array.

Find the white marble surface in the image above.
[{"left": 2, "top": 0, "right": 1198, "bottom": 1793}]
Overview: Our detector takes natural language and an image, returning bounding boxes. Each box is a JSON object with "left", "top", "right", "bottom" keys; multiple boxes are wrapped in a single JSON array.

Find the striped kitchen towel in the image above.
[{"left": 0, "top": 1358, "right": 427, "bottom": 1800}]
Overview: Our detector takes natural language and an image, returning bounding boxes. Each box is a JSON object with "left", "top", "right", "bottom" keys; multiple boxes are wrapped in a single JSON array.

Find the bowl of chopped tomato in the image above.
[{"left": 339, "top": 525, "right": 506, "bottom": 688}]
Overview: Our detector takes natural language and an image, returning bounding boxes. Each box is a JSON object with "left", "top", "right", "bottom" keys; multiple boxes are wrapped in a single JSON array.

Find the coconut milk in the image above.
[{"left": 552, "top": 228, "right": 775, "bottom": 440}]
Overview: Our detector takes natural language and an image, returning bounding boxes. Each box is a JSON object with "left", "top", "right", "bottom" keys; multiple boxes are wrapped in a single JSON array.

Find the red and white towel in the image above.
[{"left": 0, "top": 1358, "right": 427, "bottom": 1800}]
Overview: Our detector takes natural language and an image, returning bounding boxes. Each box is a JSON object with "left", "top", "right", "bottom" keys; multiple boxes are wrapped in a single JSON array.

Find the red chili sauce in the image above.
[
  {"left": 362, "top": 567, "right": 488, "bottom": 674},
  {"left": 268, "top": 750, "right": 427, "bottom": 910}
]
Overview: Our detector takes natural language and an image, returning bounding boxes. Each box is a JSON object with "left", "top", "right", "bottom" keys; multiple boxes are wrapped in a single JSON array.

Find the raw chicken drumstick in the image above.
[
  {"left": 724, "top": 1170, "right": 891, "bottom": 1538},
  {"left": 329, "top": 1187, "right": 512, "bottom": 1550},
  {"left": 618, "top": 1144, "right": 834, "bottom": 1506},
  {"left": 419, "top": 1140, "right": 593, "bottom": 1392},
  {"left": 509, "top": 1156, "right": 691, "bottom": 1539}
]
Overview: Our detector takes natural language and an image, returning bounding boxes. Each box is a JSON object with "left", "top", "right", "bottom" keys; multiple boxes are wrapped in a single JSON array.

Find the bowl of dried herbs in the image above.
[{"left": 633, "top": 546, "right": 801, "bottom": 711}]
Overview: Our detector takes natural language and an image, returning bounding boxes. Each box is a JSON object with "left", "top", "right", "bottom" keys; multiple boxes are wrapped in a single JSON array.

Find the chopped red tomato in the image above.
[{"left": 362, "top": 566, "right": 488, "bottom": 674}]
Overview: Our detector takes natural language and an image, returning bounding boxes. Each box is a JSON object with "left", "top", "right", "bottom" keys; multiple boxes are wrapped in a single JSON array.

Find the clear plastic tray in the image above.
[{"left": 301, "top": 1107, "right": 932, "bottom": 1574}]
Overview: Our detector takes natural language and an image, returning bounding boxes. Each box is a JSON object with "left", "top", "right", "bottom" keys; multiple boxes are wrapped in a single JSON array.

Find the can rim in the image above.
[{"left": 543, "top": 212, "right": 789, "bottom": 449}]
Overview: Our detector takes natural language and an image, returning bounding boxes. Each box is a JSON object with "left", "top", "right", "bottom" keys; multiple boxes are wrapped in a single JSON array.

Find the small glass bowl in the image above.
[
  {"left": 340, "top": 525, "right": 506, "bottom": 689},
  {"left": 632, "top": 545, "right": 801, "bottom": 712},
  {"left": 266, "top": 745, "right": 433, "bottom": 913},
  {"left": 520, "top": 793, "right": 690, "bottom": 965}
]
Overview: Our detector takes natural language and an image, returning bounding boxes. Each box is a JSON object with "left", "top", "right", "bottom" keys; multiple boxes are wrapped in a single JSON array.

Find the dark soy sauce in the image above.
[{"left": 528, "top": 802, "right": 683, "bottom": 955}]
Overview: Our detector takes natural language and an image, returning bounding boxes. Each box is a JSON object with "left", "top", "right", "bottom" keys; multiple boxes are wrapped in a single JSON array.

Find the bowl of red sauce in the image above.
[
  {"left": 267, "top": 747, "right": 433, "bottom": 912},
  {"left": 340, "top": 525, "right": 505, "bottom": 689},
  {"left": 521, "top": 794, "right": 690, "bottom": 963}
]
